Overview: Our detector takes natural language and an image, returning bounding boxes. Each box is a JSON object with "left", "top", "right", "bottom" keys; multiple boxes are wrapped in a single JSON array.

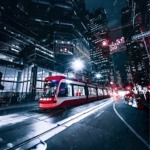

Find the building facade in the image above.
[
  {"left": 0, "top": 0, "right": 91, "bottom": 100},
  {"left": 85, "top": 8, "right": 110, "bottom": 86},
  {"left": 121, "top": 0, "right": 150, "bottom": 87}
]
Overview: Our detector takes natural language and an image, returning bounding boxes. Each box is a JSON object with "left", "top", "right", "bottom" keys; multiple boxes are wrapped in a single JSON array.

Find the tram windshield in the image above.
[{"left": 42, "top": 80, "right": 59, "bottom": 98}]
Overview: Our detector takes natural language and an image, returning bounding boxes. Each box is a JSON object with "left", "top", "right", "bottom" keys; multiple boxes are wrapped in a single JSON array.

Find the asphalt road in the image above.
[
  {"left": 45, "top": 99, "right": 149, "bottom": 150},
  {"left": 0, "top": 98, "right": 149, "bottom": 150}
]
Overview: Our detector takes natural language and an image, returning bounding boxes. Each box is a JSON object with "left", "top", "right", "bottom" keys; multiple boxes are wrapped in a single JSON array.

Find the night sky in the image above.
[{"left": 85, "top": 0, "right": 127, "bottom": 29}]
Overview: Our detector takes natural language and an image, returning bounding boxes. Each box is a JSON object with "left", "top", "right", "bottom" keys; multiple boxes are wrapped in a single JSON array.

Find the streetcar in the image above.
[{"left": 39, "top": 75, "right": 110, "bottom": 109}]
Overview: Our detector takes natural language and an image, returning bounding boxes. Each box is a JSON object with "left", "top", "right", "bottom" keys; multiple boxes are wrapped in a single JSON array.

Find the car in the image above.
[{"left": 124, "top": 91, "right": 135, "bottom": 104}]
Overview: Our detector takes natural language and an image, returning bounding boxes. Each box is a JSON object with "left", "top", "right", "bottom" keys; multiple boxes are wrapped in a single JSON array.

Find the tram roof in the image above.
[
  {"left": 44, "top": 76, "right": 110, "bottom": 89},
  {"left": 45, "top": 75, "right": 66, "bottom": 81},
  {"left": 44, "top": 75, "right": 99, "bottom": 87},
  {"left": 44, "top": 75, "right": 87, "bottom": 83}
]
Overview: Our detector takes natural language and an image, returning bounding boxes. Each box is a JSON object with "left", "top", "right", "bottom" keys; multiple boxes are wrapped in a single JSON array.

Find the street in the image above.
[
  {"left": 45, "top": 98, "right": 149, "bottom": 150},
  {"left": 0, "top": 98, "right": 149, "bottom": 150}
]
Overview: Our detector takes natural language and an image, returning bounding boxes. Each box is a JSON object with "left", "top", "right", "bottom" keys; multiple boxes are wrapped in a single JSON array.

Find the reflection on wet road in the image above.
[{"left": 0, "top": 98, "right": 112, "bottom": 150}]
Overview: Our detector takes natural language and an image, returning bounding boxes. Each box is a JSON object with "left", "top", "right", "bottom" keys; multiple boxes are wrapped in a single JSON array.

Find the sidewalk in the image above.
[{"left": 0, "top": 101, "right": 38, "bottom": 112}]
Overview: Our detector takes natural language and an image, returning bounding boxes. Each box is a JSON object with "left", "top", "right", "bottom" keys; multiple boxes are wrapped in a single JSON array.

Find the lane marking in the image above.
[
  {"left": 57, "top": 99, "right": 113, "bottom": 126},
  {"left": 113, "top": 102, "right": 150, "bottom": 149},
  {"left": 40, "top": 99, "right": 113, "bottom": 142},
  {"left": 95, "top": 111, "right": 104, "bottom": 118}
]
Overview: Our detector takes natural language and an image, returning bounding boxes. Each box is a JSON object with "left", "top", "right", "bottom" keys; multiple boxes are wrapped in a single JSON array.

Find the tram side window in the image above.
[
  {"left": 58, "top": 82, "right": 68, "bottom": 97},
  {"left": 103, "top": 89, "right": 107, "bottom": 95},
  {"left": 107, "top": 89, "right": 111, "bottom": 93},
  {"left": 88, "top": 87, "right": 97, "bottom": 96},
  {"left": 73, "top": 85, "right": 85, "bottom": 96},
  {"left": 98, "top": 89, "right": 103, "bottom": 96},
  {"left": 67, "top": 84, "right": 72, "bottom": 96}
]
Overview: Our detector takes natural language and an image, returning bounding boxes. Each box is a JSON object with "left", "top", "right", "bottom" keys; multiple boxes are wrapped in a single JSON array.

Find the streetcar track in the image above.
[
  {"left": 0, "top": 109, "right": 67, "bottom": 136},
  {"left": 2, "top": 99, "right": 113, "bottom": 150},
  {"left": 0, "top": 99, "right": 109, "bottom": 136},
  {"left": 0, "top": 104, "right": 91, "bottom": 137},
  {"left": 0, "top": 118, "right": 40, "bottom": 135}
]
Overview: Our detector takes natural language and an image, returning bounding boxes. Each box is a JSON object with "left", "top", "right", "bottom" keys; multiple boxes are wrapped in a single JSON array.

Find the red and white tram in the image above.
[{"left": 39, "top": 75, "right": 110, "bottom": 109}]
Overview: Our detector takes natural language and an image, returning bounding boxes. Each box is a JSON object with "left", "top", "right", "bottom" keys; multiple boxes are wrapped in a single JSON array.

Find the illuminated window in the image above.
[
  {"left": 73, "top": 85, "right": 85, "bottom": 96},
  {"left": 88, "top": 87, "right": 96, "bottom": 96},
  {"left": 98, "top": 89, "right": 103, "bottom": 96}
]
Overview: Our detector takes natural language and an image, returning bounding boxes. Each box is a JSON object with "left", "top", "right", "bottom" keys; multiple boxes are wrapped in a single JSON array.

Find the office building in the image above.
[
  {"left": 121, "top": 0, "right": 150, "bottom": 86},
  {"left": 85, "top": 8, "right": 110, "bottom": 85},
  {"left": 0, "top": 0, "right": 91, "bottom": 99}
]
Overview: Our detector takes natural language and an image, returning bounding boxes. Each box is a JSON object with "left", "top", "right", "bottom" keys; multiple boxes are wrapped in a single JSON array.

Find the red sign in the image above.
[{"left": 109, "top": 37, "right": 125, "bottom": 52}]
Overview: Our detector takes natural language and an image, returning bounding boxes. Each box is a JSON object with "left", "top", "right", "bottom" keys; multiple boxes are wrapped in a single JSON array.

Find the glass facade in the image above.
[
  {"left": 0, "top": 0, "right": 92, "bottom": 101},
  {"left": 0, "top": 65, "right": 65, "bottom": 101},
  {"left": 0, "top": 66, "right": 21, "bottom": 93}
]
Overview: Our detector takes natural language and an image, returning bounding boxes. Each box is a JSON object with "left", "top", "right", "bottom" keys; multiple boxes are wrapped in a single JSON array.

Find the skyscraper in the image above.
[
  {"left": 85, "top": 8, "right": 110, "bottom": 85},
  {"left": 121, "top": 0, "right": 150, "bottom": 86},
  {"left": 0, "top": 0, "right": 91, "bottom": 98}
]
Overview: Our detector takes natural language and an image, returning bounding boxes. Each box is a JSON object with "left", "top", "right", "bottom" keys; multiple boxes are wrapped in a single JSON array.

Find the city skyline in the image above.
[
  {"left": 0, "top": 0, "right": 149, "bottom": 93},
  {"left": 85, "top": 0, "right": 127, "bottom": 29}
]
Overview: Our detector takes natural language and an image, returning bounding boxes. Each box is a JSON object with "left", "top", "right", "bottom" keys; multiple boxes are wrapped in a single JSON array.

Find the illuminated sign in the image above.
[
  {"left": 132, "top": 31, "right": 150, "bottom": 40},
  {"left": 109, "top": 37, "right": 125, "bottom": 52}
]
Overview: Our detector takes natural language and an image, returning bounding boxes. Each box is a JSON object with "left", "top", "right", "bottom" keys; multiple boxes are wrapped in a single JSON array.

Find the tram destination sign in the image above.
[{"left": 132, "top": 31, "right": 150, "bottom": 40}]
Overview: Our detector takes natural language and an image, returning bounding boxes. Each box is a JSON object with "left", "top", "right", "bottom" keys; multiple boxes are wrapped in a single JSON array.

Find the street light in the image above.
[
  {"left": 71, "top": 58, "right": 84, "bottom": 71},
  {"left": 95, "top": 73, "right": 102, "bottom": 85},
  {"left": 96, "top": 73, "right": 102, "bottom": 79},
  {"left": 70, "top": 58, "right": 85, "bottom": 81},
  {"left": 110, "top": 81, "right": 114, "bottom": 85}
]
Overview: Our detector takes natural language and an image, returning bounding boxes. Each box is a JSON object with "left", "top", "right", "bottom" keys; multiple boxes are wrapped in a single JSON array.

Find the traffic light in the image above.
[
  {"left": 101, "top": 40, "right": 109, "bottom": 57},
  {"left": 148, "top": 84, "right": 150, "bottom": 90},
  {"left": 101, "top": 40, "right": 108, "bottom": 47}
]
